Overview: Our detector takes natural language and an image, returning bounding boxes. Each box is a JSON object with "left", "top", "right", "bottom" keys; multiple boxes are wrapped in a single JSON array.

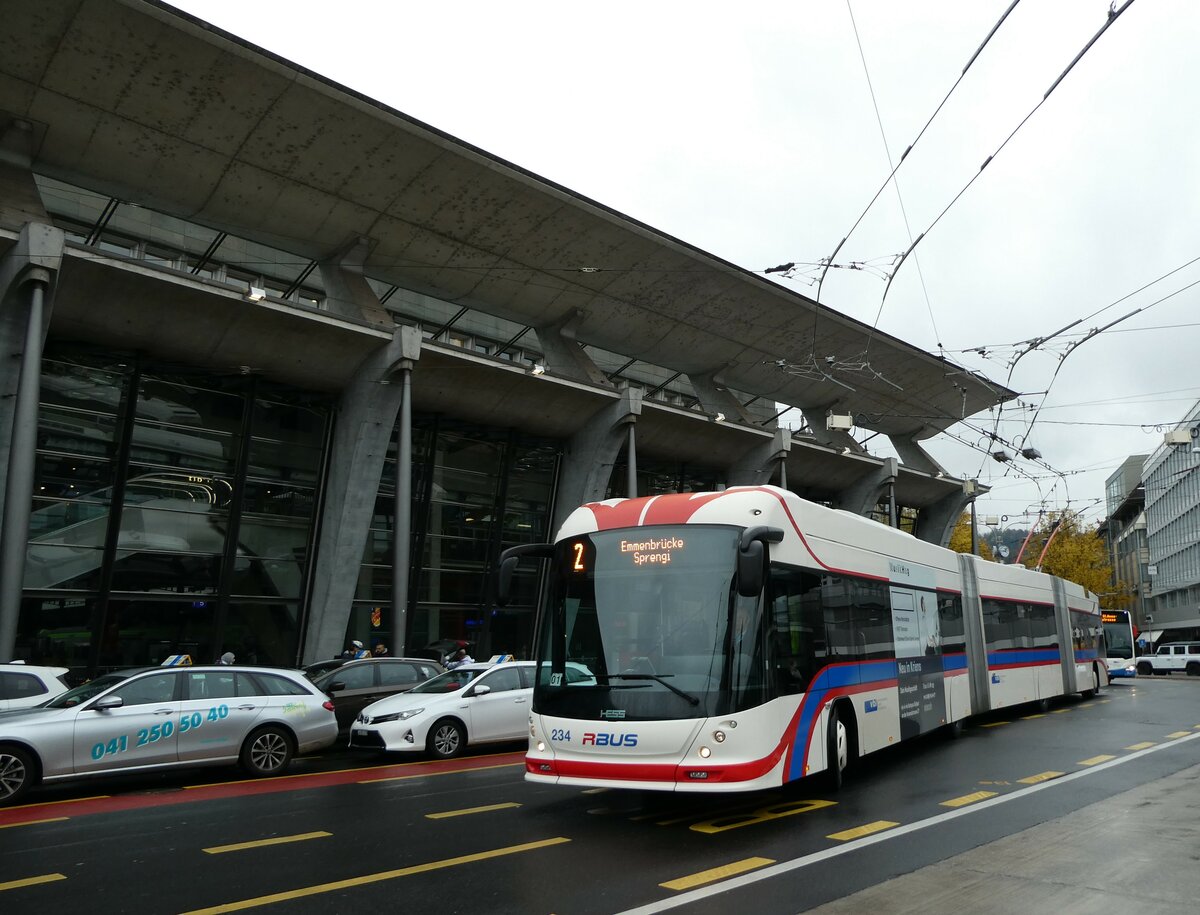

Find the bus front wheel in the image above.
[{"left": 826, "top": 705, "right": 852, "bottom": 791}]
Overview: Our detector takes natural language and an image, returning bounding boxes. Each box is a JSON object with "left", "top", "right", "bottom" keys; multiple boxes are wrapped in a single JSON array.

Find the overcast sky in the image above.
[{"left": 169, "top": 0, "right": 1199, "bottom": 529}]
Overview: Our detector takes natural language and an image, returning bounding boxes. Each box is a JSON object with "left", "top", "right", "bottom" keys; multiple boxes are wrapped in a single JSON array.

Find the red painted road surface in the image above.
[{"left": 0, "top": 750, "right": 526, "bottom": 828}]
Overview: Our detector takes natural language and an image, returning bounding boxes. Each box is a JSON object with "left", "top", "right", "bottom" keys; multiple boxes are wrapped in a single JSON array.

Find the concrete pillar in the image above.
[
  {"left": 687, "top": 370, "right": 756, "bottom": 425},
  {"left": 0, "top": 222, "right": 64, "bottom": 659},
  {"left": 304, "top": 325, "right": 421, "bottom": 664},
  {"left": 914, "top": 486, "right": 974, "bottom": 548},
  {"left": 888, "top": 432, "right": 948, "bottom": 476},
  {"left": 834, "top": 456, "right": 899, "bottom": 518},
  {"left": 727, "top": 428, "right": 791, "bottom": 487},
  {"left": 553, "top": 386, "right": 642, "bottom": 532},
  {"left": 800, "top": 407, "right": 866, "bottom": 453},
  {"left": 534, "top": 310, "right": 613, "bottom": 386},
  {"left": 317, "top": 236, "right": 392, "bottom": 329},
  {"left": 391, "top": 361, "right": 413, "bottom": 656}
]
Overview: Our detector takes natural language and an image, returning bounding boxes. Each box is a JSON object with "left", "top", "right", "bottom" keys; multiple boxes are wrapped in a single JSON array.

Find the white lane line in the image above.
[{"left": 614, "top": 731, "right": 1200, "bottom": 915}]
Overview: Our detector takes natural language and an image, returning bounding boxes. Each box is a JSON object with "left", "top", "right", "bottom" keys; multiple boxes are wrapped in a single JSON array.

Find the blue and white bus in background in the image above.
[
  {"left": 499, "top": 486, "right": 1108, "bottom": 793},
  {"left": 1101, "top": 609, "right": 1137, "bottom": 678}
]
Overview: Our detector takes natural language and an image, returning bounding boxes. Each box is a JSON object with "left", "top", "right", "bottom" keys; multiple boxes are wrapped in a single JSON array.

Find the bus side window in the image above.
[{"left": 767, "top": 567, "right": 826, "bottom": 696}]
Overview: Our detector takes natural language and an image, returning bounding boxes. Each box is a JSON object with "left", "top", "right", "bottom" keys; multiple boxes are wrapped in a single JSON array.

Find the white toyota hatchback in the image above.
[
  {"left": 0, "top": 664, "right": 72, "bottom": 711},
  {"left": 349, "top": 661, "right": 534, "bottom": 759}
]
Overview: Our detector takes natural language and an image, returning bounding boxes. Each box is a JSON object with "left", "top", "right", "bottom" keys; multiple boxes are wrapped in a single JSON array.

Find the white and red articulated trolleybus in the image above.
[{"left": 498, "top": 486, "right": 1107, "bottom": 793}]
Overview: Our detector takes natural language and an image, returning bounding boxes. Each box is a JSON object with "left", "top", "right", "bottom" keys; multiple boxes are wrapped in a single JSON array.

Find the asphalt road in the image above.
[{"left": 2, "top": 676, "right": 1199, "bottom": 914}]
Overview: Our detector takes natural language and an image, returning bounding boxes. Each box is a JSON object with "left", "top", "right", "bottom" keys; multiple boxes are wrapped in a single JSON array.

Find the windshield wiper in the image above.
[{"left": 595, "top": 673, "right": 699, "bottom": 706}]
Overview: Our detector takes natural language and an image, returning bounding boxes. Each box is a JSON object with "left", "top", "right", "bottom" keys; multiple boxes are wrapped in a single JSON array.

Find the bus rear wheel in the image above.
[
  {"left": 826, "top": 705, "right": 852, "bottom": 791},
  {"left": 1082, "top": 666, "right": 1100, "bottom": 698}
]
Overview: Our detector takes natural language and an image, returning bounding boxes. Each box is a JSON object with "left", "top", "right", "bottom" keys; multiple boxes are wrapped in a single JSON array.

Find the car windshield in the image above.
[
  {"left": 409, "top": 668, "right": 484, "bottom": 694},
  {"left": 42, "top": 673, "right": 130, "bottom": 708}
]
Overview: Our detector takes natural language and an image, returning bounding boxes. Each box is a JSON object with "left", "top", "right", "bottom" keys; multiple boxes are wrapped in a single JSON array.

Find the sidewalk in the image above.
[{"left": 806, "top": 762, "right": 1200, "bottom": 914}]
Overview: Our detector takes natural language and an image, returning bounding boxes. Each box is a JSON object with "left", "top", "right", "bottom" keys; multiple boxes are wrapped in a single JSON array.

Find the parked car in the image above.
[
  {"left": 349, "top": 661, "right": 534, "bottom": 759},
  {"left": 1136, "top": 642, "right": 1200, "bottom": 676},
  {"left": 303, "top": 658, "right": 349, "bottom": 680},
  {"left": 0, "top": 664, "right": 71, "bottom": 711},
  {"left": 0, "top": 665, "right": 338, "bottom": 806},
  {"left": 311, "top": 657, "right": 444, "bottom": 733},
  {"left": 411, "top": 639, "right": 473, "bottom": 667}
]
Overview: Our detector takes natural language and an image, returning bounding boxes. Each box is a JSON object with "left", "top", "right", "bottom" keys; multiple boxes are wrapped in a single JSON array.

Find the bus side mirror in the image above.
[
  {"left": 737, "top": 526, "right": 784, "bottom": 597},
  {"left": 737, "top": 540, "right": 765, "bottom": 596},
  {"left": 496, "top": 543, "right": 553, "bottom": 606}
]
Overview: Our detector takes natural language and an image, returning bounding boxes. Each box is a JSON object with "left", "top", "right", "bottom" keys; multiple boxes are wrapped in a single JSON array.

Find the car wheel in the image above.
[
  {"left": 427, "top": 719, "right": 465, "bottom": 759},
  {"left": 826, "top": 704, "right": 851, "bottom": 791},
  {"left": 240, "top": 726, "right": 294, "bottom": 777},
  {"left": 0, "top": 745, "right": 35, "bottom": 806},
  {"left": 1136, "top": 661, "right": 1152, "bottom": 675},
  {"left": 1187, "top": 663, "right": 1200, "bottom": 677}
]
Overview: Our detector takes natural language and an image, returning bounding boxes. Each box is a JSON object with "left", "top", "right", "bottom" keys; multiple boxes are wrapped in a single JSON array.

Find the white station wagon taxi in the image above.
[{"left": 0, "top": 665, "right": 337, "bottom": 805}]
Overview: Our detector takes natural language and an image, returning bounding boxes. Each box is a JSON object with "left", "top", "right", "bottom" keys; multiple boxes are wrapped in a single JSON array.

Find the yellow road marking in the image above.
[
  {"left": 1021, "top": 713, "right": 1046, "bottom": 720},
  {"left": 1017, "top": 771, "right": 1064, "bottom": 785},
  {"left": 1125, "top": 742, "right": 1156, "bottom": 751},
  {"left": 691, "top": 798, "right": 836, "bottom": 834},
  {"left": 203, "top": 832, "right": 331, "bottom": 855},
  {"left": 0, "top": 817, "right": 68, "bottom": 830},
  {"left": 0, "top": 874, "right": 66, "bottom": 892},
  {"left": 1051, "top": 708, "right": 1070, "bottom": 714},
  {"left": 827, "top": 820, "right": 898, "bottom": 842},
  {"left": 1078, "top": 755, "right": 1116, "bottom": 766},
  {"left": 179, "top": 838, "right": 570, "bottom": 914},
  {"left": 980, "top": 721, "right": 1010, "bottom": 728},
  {"left": 3, "top": 795, "right": 108, "bottom": 811},
  {"left": 184, "top": 749, "right": 523, "bottom": 789},
  {"left": 1098, "top": 699, "right": 1111, "bottom": 704},
  {"left": 426, "top": 802, "right": 521, "bottom": 819},
  {"left": 941, "top": 791, "right": 997, "bottom": 808},
  {"left": 360, "top": 761, "right": 521, "bottom": 784},
  {"left": 660, "top": 857, "right": 775, "bottom": 891},
  {"left": 1167, "top": 731, "right": 1191, "bottom": 739}
]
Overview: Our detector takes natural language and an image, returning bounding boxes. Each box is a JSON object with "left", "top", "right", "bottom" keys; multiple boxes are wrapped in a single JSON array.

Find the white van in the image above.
[{"left": 1136, "top": 642, "right": 1200, "bottom": 676}]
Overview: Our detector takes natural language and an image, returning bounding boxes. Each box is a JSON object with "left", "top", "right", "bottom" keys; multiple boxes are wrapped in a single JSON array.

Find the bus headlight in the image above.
[
  {"left": 698, "top": 746, "right": 712, "bottom": 758},
  {"left": 536, "top": 740, "right": 546, "bottom": 752},
  {"left": 713, "top": 730, "right": 726, "bottom": 743}
]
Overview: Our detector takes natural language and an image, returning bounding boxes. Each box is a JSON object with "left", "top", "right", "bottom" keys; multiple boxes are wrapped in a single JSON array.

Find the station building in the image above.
[{"left": 0, "top": 0, "right": 1012, "bottom": 675}]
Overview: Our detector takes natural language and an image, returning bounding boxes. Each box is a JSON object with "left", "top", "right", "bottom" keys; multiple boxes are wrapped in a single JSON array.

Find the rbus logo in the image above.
[{"left": 581, "top": 732, "right": 639, "bottom": 747}]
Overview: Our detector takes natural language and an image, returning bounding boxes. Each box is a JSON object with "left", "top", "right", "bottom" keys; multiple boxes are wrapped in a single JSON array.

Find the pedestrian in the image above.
[
  {"left": 217, "top": 651, "right": 235, "bottom": 665},
  {"left": 446, "top": 647, "right": 474, "bottom": 669},
  {"left": 373, "top": 642, "right": 388, "bottom": 657},
  {"left": 342, "top": 639, "right": 370, "bottom": 660}
]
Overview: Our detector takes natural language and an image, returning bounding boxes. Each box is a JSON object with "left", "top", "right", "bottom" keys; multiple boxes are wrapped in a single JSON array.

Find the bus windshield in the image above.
[
  {"left": 1102, "top": 610, "right": 1135, "bottom": 659},
  {"left": 534, "top": 525, "right": 760, "bottom": 721}
]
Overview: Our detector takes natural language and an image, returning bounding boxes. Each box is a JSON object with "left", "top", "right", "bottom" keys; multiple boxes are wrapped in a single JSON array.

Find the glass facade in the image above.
[
  {"left": 348, "top": 417, "right": 560, "bottom": 661},
  {"left": 16, "top": 345, "right": 331, "bottom": 675}
]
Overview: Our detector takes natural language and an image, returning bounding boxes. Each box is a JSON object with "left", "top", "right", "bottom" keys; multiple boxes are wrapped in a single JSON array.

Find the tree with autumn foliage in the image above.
[
  {"left": 945, "top": 511, "right": 1127, "bottom": 608},
  {"left": 946, "top": 513, "right": 994, "bottom": 561},
  {"left": 1016, "top": 513, "right": 1130, "bottom": 608}
]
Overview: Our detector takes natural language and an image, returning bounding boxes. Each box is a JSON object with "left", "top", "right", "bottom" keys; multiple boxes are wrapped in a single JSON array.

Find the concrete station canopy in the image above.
[{"left": 0, "top": 0, "right": 1013, "bottom": 442}]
